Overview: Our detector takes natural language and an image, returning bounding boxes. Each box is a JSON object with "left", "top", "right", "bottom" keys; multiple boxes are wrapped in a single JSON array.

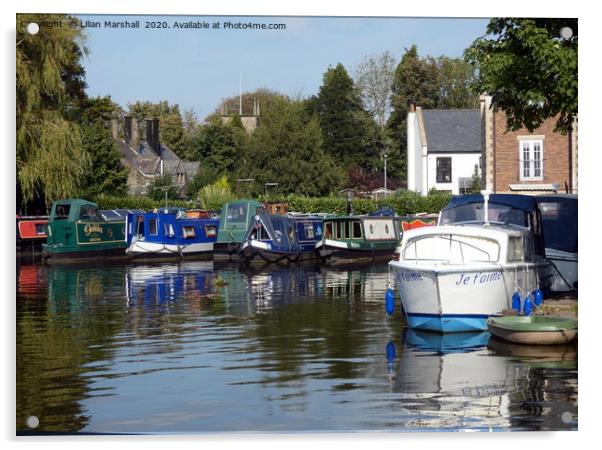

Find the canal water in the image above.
[{"left": 16, "top": 260, "right": 577, "bottom": 433}]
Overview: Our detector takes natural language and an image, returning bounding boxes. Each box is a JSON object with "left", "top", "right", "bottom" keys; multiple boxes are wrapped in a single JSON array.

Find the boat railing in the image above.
[{"left": 403, "top": 234, "right": 499, "bottom": 265}]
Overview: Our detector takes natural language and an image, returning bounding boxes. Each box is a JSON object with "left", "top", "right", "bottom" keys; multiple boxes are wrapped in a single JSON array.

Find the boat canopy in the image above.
[
  {"left": 442, "top": 194, "right": 538, "bottom": 213},
  {"left": 439, "top": 194, "right": 540, "bottom": 228},
  {"left": 49, "top": 199, "right": 101, "bottom": 222},
  {"left": 245, "top": 214, "right": 298, "bottom": 251},
  {"left": 368, "top": 206, "right": 397, "bottom": 217},
  {"left": 535, "top": 195, "right": 578, "bottom": 254}
]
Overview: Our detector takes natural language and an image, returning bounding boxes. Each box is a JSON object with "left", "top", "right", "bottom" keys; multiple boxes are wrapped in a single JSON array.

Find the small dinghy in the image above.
[{"left": 487, "top": 316, "right": 577, "bottom": 345}]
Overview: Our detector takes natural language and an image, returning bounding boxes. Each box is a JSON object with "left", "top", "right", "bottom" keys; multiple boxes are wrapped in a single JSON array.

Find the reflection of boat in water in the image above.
[
  {"left": 389, "top": 193, "right": 553, "bottom": 332},
  {"left": 487, "top": 337, "right": 577, "bottom": 365},
  {"left": 126, "top": 261, "right": 215, "bottom": 305},
  {"left": 394, "top": 329, "right": 519, "bottom": 430},
  {"left": 390, "top": 329, "right": 577, "bottom": 430}
]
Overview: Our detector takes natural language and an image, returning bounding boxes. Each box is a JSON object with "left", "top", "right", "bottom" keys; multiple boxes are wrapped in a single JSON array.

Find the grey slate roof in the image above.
[{"left": 421, "top": 109, "right": 482, "bottom": 153}]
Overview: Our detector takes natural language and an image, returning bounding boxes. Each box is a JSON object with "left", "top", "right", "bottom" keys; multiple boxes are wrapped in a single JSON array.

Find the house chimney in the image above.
[
  {"left": 131, "top": 117, "right": 140, "bottom": 150},
  {"left": 124, "top": 116, "right": 132, "bottom": 144},
  {"left": 146, "top": 118, "right": 161, "bottom": 155},
  {"left": 110, "top": 115, "right": 119, "bottom": 140}
]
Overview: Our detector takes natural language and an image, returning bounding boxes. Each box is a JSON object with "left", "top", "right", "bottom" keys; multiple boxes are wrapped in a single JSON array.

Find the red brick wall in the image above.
[{"left": 493, "top": 111, "right": 572, "bottom": 192}]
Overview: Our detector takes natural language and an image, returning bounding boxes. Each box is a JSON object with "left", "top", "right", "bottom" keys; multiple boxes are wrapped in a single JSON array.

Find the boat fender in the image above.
[
  {"left": 523, "top": 294, "right": 533, "bottom": 316},
  {"left": 386, "top": 340, "right": 396, "bottom": 362},
  {"left": 533, "top": 289, "right": 543, "bottom": 306},
  {"left": 511, "top": 291, "right": 521, "bottom": 313},
  {"left": 385, "top": 288, "right": 395, "bottom": 316}
]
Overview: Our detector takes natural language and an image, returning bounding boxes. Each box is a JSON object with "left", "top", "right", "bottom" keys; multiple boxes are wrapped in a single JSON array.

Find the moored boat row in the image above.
[{"left": 38, "top": 198, "right": 437, "bottom": 265}]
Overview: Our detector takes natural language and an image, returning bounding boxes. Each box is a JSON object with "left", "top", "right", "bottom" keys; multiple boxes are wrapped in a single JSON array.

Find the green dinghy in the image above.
[{"left": 487, "top": 316, "right": 577, "bottom": 345}]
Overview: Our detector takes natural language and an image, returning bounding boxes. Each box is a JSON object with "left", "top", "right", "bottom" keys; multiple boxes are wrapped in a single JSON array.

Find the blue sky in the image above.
[{"left": 79, "top": 15, "right": 490, "bottom": 120}]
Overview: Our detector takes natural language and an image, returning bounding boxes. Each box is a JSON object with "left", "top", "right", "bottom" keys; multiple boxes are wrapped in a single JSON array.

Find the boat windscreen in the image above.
[
  {"left": 226, "top": 204, "right": 248, "bottom": 224},
  {"left": 439, "top": 203, "right": 528, "bottom": 228}
]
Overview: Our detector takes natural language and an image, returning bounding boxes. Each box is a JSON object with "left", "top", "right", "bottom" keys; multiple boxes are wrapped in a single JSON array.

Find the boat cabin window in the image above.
[
  {"left": 303, "top": 223, "right": 315, "bottom": 239},
  {"left": 523, "top": 236, "right": 533, "bottom": 261},
  {"left": 226, "top": 204, "right": 248, "bottom": 224},
  {"left": 148, "top": 218, "right": 158, "bottom": 235},
  {"left": 335, "top": 222, "right": 345, "bottom": 240},
  {"left": 205, "top": 225, "right": 217, "bottom": 238},
  {"left": 324, "top": 222, "right": 333, "bottom": 239},
  {"left": 507, "top": 236, "right": 523, "bottom": 261},
  {"left": 136, "top": 217, "right": 144, "bottom": 236},
  {"left": 183, "top": 226, "right": 196, "bottom": 239},
  {"left": 79, "top": 204, "right": 102, "bottom": 221},
  {"left": 164, "top": 223, "right": 175, "bottom": 238},
  {"left": 35, "top": 224, "right": 46, "bottom": 236},
  {"left": 403, "top": 234, "right": 500, "bottom": 263},
  {"left": 54, "top": 204, "right": 71, "bottom": 220},
  {"left": 352, "top": 221, "right": 362, "bottom": 239},
  {"left": 250, "top": 221, "right": 271, "bottom": 242},
  {"left": 272, "top": 220, "right": 285, "bottom": 243}
]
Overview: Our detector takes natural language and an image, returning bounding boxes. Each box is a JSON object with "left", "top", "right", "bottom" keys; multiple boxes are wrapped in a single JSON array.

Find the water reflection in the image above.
[
  {"left": 16, "top": 261, "right": 577, "bottom": 433},
  {"left": 387, "top": 330, "right": 577, "bottom": 431}
]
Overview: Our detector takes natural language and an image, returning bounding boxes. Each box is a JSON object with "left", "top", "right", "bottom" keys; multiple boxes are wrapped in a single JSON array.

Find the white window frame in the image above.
[{"left": 519, "top": 139, "right": 544, "bottom": 181}]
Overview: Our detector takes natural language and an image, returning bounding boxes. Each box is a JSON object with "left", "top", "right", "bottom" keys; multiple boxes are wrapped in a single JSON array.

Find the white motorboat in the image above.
[{"left": 388, "top": 192, "right": 553, "bottom": 332}]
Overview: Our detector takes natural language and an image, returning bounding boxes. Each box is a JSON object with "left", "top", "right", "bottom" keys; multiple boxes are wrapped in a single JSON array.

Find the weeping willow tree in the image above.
[{"left": 16, "top": 14, "right": 90, "bottom": 206}]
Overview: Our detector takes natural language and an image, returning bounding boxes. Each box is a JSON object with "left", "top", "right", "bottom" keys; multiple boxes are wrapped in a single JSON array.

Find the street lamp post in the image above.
[
  {"left": 265, "top": 182, "right": 278, "bottom": 197},
  {"left": 384, "top": 153, "right": 388, "bottom": 194},
  {"left": 236, "top": 178, "right": 255, "bottom": 197}
]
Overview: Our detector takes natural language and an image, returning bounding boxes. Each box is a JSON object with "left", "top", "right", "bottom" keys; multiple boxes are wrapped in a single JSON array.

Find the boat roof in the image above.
[
  {"left": 442, "top": 194, "right": 539, "bottom": 213},
  {"left": 325, "top": 215, "right": 396, "bottom": 221},
  {"left": 401, "top": 224, "right": 527, "bottom": 242}
]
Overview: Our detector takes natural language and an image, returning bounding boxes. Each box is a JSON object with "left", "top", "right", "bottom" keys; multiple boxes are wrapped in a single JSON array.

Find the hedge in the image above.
[{"left": 91, "top": 191, "right": 451, "bottom": 216}]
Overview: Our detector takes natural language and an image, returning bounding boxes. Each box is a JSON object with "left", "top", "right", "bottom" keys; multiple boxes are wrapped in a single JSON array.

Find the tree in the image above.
[
  {"left": 16, "top": 14, "right": 90, "bottom": 206},
  {"left": 243, "top": 98, "right": 345, "bottom": 197},
  {"left": 436, "top": 56, "right": 479, "bottom": 109},
  {"left": 354, "top": 51, "right": 396, "bottom": 128},
  {"left": 307, "top": 63, "right": 378, "bottom": 169},
  {"left": 192, "top": 116, "right": 248, "bottom": 176},
  {"left": 79, "top": 121, "right": 129, "bottom": 197},
  {"left": 147, "top": 174, "right": 178, "bottom": 202},
  {"left": 469, "top": 164, "right": 482, "bottom": 194},
  {"left": 465, "top": 18, "right": 578, "bottom": 133},
  {"left": 388, "top": 46, "right": 441, "bottom": 130}
]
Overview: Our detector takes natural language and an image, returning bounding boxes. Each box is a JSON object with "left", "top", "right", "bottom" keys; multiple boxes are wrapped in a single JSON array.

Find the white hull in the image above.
[
  {"left": 391, "top": 261, "right": 550, "bottom": 332},
  {"left": 126, "top": 240, "right": 214, "bottom": 257}
]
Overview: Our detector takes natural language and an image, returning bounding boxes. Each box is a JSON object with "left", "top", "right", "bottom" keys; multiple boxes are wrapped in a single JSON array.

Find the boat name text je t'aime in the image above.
[{"left": 456, "top": 272, "right": 503, "bottom": 286}]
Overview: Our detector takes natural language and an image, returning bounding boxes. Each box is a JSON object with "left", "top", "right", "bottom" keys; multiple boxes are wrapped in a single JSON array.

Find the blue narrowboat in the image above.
[
  {"left": 126, "top": 207, "right": 219, "bottom": 261},
  {"left": 239, "top": 213, "right": 323, "bottom": 264}
]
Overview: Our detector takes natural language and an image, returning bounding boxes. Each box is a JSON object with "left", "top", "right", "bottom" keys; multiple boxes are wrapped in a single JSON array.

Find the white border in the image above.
[{"left": 4, "top": 2, "right": 599, "bottom": 449}]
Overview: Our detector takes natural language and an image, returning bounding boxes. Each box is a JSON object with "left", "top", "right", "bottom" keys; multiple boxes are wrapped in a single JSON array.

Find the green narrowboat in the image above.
[
  {"left": 42, "top": 199, "right": 128, "bottom": 263},
  {"left": 315, "top": 215, "right": 400, "bottom": 264},
  {"left": 214, "top": 200, "right": 265, "bottom": 261}
]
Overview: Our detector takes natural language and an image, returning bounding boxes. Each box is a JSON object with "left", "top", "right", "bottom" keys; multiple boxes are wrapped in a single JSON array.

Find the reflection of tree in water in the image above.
[
  {"left": 226, "top": 264, "right": 389, "bottom": 414},
  {"left": 17, "top": 264, "right": 127, "bottom": 433}
]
